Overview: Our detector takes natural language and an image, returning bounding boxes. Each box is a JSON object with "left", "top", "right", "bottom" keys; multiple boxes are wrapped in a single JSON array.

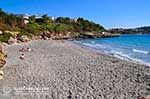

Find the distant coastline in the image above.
[{"left": 109, "top": 26, "right": 150, "bottom": 34}]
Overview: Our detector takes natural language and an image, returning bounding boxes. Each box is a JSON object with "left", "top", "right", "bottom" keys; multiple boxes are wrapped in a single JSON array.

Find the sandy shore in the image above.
[{"left": 0, "top": 40, "right": 150, "bottom": 99}]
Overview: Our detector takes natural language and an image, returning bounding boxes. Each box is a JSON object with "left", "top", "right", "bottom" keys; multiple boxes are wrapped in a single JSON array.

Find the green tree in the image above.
[
  {"left": 55, "top": 17, "right": 71, "bottom": 24},
  {"left": 23, "top": 23, "right": 41, "bottom": 36},
  {"left": 42, "top": 14, "right": 49, "bottom": 24},
  {"left": 7, "top": 14, "right": 18, "bottom": 28},
  {"left": 29, "top": 15, "right": 36, "bottom": 24}
]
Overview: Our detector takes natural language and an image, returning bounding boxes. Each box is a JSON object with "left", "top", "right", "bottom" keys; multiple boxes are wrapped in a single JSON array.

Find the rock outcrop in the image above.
[
  {"left": 138, "top": 95, "right": 150, "bottom": 99},
  {"left": 0, "top": 46, "right": 6, "bottom": 80},
  {"left": 8, "top": 37, "right": 17, "bottom": 44},
  {"left": 0, "top": 31, "right": 2, "bottom": 35},
  {"left": 101, "top": 32, "right": 120, "bottom": 38},
  {"left": 5, "top": 31, "right": 19, "bottom": 37},
  {"left": 18, "top": 35, "right": 30, "bottom": 42}
]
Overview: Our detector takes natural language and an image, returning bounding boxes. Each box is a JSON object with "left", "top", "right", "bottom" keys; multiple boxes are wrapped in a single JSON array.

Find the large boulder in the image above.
[
  {"left": 32, "top": 36, "right": 42, "bottom": 40},
  {"left": 4, "top": 31, "right": 19, "bottom": 37},
  {"left": 8, "top": 37, "right": 17, "bottom": 44},
  {"left": 19, "top": 35, "right": 30, "bottom": 42},
  {"left": 0, "top": 46, "right": 6, "bottom": 80},
  {"left": 138, "top": 95, "right": 150, "bottom": 99},
  {"left": 41, "top": 31, "right": 52, "bottom": 39},
  {"left": 0, "top": 48, "right": 6, "bottom": 68},
  {"left": 101, "top": 32, "right": 120, "bottom": 38},
  {"left": 0, "top": 30, "right": 3, "bottom": 35}
]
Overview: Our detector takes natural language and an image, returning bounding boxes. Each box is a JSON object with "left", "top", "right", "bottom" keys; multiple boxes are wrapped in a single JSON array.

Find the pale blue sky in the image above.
[{"left": 0, "top": 0, "right": 150, "bottom": 29}]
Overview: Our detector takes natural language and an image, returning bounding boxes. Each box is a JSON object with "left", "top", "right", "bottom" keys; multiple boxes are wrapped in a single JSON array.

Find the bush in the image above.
[
  {"left": 24, "top": 23, "right": 41, "bottom": 36},
  {"left": 0, "top": 32, "right": 13, "bottom": 43},
  {"left": 17, "top": 32, "right": 33, "bottom": 39},
  {"left": 41, "top": 23, "right": 56, "bottom": 33},
  {"left": 54, "top": 24, "right": 73, "bottom": 34}
]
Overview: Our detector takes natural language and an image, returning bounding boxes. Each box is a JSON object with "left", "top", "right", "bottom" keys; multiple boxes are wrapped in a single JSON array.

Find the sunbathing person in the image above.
[
  {"left": 20, "top": 54, "right": 25, "bottom": 60},
  {"left": 19, "top": 47, "right": 33, "bottom": 52},
  {"left": 27, "top": 48, "right": 32, "bottom": 52},
  {"left": 19, "top": 48, "right": 26, "bottom": 52}
]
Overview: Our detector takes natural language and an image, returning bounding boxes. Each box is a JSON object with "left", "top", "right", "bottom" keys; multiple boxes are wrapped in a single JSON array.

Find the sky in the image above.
[{"left": 0, "top": 0, "right": 150, "bottom": 29}]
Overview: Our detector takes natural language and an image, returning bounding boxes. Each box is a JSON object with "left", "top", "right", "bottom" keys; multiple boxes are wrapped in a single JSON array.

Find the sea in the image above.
[{"left": 75, "top": 34, "right": 150, "bottom": 66}]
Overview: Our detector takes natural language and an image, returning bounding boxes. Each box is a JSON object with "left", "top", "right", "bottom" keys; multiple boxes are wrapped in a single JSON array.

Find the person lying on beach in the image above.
[
  {"left": 19, "top": 48, "right": 26, "bottom": 52},
  {"left": 27, "top": 48, "right": 32, "bottom": 52},
  {"left": 19, "top": 48, "right": 33, "bottom": 52},
  {"left": 20, "top": 54, "right": 25, "bottom": 60}
]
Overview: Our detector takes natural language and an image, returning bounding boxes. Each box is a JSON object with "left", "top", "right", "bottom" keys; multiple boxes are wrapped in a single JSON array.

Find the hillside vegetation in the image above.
[{"left": 0, "top": 9, "right": 118, "bottom": 43}]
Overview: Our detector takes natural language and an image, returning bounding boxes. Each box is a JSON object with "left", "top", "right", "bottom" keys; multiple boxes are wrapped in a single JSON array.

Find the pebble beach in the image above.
[{"left": 0, "top": 40, "right": 150, "bottom": 99}]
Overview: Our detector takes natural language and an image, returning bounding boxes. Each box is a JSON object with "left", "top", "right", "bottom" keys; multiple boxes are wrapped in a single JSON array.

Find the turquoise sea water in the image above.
[{"left": 75, "top": 34, "right": 150, "bottom": 66}]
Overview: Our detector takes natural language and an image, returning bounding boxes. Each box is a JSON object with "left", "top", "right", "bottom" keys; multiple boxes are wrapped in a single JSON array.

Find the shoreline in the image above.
[
  {"left": 74, "top": 41, "right": 150, "bottom": 67},
  {"left": 3, "top": 39, "right": 149, "bottom": 67},
  {"left": 73, "top": 39, "right": 150, "bottom": 67},
  {"left": 72, "top": 42, "right": 150, "bottom": 67},
  {"left": 0, "top": 40, "right": 150, "bottom": 99}
]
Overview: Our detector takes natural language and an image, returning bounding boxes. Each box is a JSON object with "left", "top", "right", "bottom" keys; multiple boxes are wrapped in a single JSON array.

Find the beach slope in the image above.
[{"left": 0, "top": 40, "right": 150, "bottom": 99}]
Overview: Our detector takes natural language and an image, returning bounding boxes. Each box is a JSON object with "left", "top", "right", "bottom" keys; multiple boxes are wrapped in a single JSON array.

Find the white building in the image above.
[{"left": 16, "top": 14, "right": 29, "bottom": 24}]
